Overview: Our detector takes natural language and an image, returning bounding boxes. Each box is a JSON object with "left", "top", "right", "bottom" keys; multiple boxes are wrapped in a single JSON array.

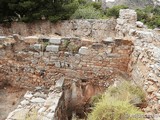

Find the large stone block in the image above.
[
  {"left": 49, "top": 38, "right": 61, "bottom": 44},
  {"left": 46, "top": 45, "right": 59, "bottom": 52},
  {"left": 119, "top": 9, "right": 137, "bottom": 23}
]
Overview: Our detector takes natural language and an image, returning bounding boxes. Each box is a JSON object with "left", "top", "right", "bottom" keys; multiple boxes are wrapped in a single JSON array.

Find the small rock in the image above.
[
  {"left": 35, "top": 86, "right": 42, "bottom": 90},
  {"left": 0, "top": 36, "right": 6, "bottom": 40},
  {"left": 136, "top": 21, "right": 144, "bottom": 28},
  {"left": 47, "top": 105, "right": 56, "bottom": 112},
  {"left": 44, "top": 98, "right": 54, "bottom": 107},
  {"left": 34, "top": 92, "right": 47, "bottom": 98},
  {"left": 55, "top": 77, "right": 64, "bottom": 88},
  {"left": 54, "top": 61, "right": 61, "bottom": 68},
  {"left": 147, "top": 85, "right": 157, "bottom": 93},
  {"left": 0, "top": 45, "right": 3, "bottom": 49},
  {"left": 33, "top": 44, "right": 42, "bottom": 51},
  {"left": 17, "top": 105, "right": 22, "bottom": 108},
  {"left": 20, "top": 100, "right": 29, "bottom": 106},
  {"left": 31, "top": 98, "right": 45, "bottom": 103},
  {"left": 102, "top": 37, "right": 114, "bottom": 44},
  {"left": 78, "top": 46, "right": 90, "bottom": 55},
  {"left": 143, "top": 106, "right": 152, "bottom": 112},
  {"left": 38, "top": 107, "right": 47, "bottom": 113},
  {"left": 24, "top": 91, "right": 33, "bottom": 99},
  {"left": 47, "top": 113, "right": 55, "bottom": 119}
]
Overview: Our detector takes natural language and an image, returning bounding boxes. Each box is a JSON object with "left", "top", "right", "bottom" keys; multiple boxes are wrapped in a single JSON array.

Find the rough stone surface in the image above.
[
  {"left": 49, "top": 38, "right": 61, "bottom": 44},
  {"left": 6, "top": 77, "right": 65, "bottom": 120},
  {"left": 31, "top": 98, "right": 45, "bottom": 103},
  {"left": 0, "top": 19, "right": 116, "bottom": 41},
  {"left": 46, "top": 45, "right": 59, "bottom": 52},
  {"left": 136, "top": 21, "right": 144, "bottom": 28},
  {"left": 2, "top": 9, "right": 160, "bottom": 119},
  {"left": 33, "top": 44, "right": 42, "bottom": 51},
  {"left": 78, "top": 46, "right": 90, "bottom": 55}
]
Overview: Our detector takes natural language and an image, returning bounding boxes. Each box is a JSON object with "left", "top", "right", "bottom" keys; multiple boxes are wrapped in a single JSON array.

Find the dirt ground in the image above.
[{"left": 0, "top": 85, "right": 26, "bottom": 120}]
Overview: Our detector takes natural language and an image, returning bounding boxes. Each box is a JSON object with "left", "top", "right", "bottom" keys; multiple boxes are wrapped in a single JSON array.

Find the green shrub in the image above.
[
  {"left": 88, "top": 81, "right": 145, "bottom": 120},
  {"left": 105, "top": 5, "right": 128, "bottom": 18},
  {"left": 108, "top": 81, "right": 146, "bottom": 105},
  {"left": 71, "top": 6, "right": 103, "bottom": 19},
  {"left": 59, "top": 39, "right": 70, "bottom": 51},
  {"left": 67, "top": 42, "right": 81, "bottom": 54},
  {"left": 136, "top": 6, "right": 160, "bottom": 28},
  {"left": 88, "top": 94, "right": 144, "bottom": 120}
]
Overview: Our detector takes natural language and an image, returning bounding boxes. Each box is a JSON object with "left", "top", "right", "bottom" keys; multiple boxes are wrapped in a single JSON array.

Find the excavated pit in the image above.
[{"left": 0, "top": 34, "right": 134, "bottom": 119}]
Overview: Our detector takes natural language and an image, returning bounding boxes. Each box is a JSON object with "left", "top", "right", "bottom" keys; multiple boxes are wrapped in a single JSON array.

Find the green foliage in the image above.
[
  {"left": 67, "top": 42, "right": 81, "bottom": 54},
  {"left": 0, "top": 0, "right": 130, "bottom": 22},
  {"left": 105, "top": 5, "right": 128, "bottom": 18},
  {"left": 59, "top": 39, "right": 70, "bottom": 51},
  {"left": 136, "top": 6, "right": 160, "bottom": 28},
  {"left": 0, "top": 0, "right": 79, "bottom": 23},
  {"left": 71, "top": 6, "right": 102, "bottom": 19},
  {"left": 88, "top": 94, "right": 144, "bottom": 120},
  {"left": 88, "top": 81, "right": 145, "bottom": 120},
  {"left": 108, "top": 81, "right": 146, "bottom": 104}
]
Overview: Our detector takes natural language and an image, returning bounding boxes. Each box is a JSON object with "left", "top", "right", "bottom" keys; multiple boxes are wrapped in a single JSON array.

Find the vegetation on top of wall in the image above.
[
  {"left": 136, "top": 6, "right": 160, "bottom": 28},
  {"left": 0, "top": 0, "right": 128, "bottom": 23},
  {"left": 0, "top": 0, "right": 159, "bottom": 28},
  {"left": 105, "top": 5, "right": 128, "bottom": 18},
  {"left": 0, "top": 0, "right": 79, "bottom": 23},
  {"left": 88, "top": 81, "right": 146, "bottom": 120}
]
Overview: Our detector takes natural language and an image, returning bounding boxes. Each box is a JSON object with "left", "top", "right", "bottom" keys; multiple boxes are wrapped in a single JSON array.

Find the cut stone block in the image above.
[
  {"left": 49, "top": 38, "right": 61, "bottom": 44},
  {"left": 33, "top": 44, "right": 42, "bottom": 51},
  {"left": 46, "top": 45, "right": 59, "bottom": 52}
]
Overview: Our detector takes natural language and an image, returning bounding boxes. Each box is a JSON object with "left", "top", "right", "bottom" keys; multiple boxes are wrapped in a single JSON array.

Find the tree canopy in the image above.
[{"left": 0, "top": 0, "right": 79, "bottom": 22}]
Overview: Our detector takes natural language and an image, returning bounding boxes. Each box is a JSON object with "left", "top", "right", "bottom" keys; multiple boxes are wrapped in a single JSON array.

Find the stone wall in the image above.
[
  {"left": 0, "top": 31, "right": 133, "bottom": 119},
  {"left": 2, "top": 9, "right": 160, "bottom": 119},
  {"left": 0, "top": 19, "right": 116, "bottom": 42},
  {"left": 116, "top": 9, "right": 160, "bottom": 118},
  {"left": 0, "top": 34, "right": 132, "bottom": 89},
  {"left": 6, "top": 77, "right": 67, "bottom": 120}
]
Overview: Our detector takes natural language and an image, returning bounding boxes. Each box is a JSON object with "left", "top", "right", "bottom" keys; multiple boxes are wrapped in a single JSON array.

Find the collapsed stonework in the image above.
[{"left": 0, "top": 9, "right": 160, "bottom": 120}]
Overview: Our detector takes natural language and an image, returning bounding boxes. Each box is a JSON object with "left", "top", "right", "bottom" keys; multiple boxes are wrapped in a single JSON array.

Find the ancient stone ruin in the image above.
[{"left": 0, "top": 9, "right": 160, "bottom": 120}]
